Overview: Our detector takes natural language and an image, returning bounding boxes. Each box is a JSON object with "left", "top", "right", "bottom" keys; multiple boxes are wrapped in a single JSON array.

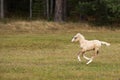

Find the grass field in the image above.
[{"left": 0, "top": 21, "right": 120, "bottom": 80}]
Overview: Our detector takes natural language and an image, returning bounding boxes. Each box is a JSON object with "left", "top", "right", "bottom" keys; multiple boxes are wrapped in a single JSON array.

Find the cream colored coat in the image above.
[{"left": 71, "top": 33, "right": 110, "bottom": 64}]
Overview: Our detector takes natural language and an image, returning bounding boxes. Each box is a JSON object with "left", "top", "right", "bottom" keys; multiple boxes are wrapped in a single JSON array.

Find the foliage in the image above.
[
  {"left": 5, "top": 0, "right": 30, "bottom": 18},
  {"left": 77, "top": 0, "right": 120, "bottom": 24},
  {"left": 1, "top": 0, "right": 120, "bottom": 24},
  {"left": 32, "top": 0, "right": 45, "bottom": 18}
]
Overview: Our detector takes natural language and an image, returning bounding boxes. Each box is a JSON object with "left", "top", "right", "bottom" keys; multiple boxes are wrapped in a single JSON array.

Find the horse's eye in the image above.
[{"left": 74, "top": 37, "right": 77, "bottom": 39}]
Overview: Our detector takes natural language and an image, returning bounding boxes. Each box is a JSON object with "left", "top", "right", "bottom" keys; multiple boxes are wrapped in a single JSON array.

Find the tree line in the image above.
[
  {"left": 49, "top": 0, "right": 120, "bottom": 24},
  {"left": 0, "top": 0, "right": 120, "bottom": 24}
]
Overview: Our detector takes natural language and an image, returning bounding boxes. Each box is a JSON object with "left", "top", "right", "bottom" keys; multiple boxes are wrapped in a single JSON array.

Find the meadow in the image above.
[{"left": 0, "top": 21, "right": 120, "bottom": 80}]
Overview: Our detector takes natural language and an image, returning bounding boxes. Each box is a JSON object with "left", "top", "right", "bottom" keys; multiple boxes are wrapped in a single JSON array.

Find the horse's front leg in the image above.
[
  {"left": 77, "top": 51, "right": 81, "bottom": 62},
  {"left": 77, "top": 50, "right": 85, "bottom": 62}
]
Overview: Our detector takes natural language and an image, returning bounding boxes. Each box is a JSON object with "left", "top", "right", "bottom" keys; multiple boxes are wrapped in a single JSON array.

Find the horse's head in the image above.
[{"left": 71, "top": 33, "right": 85, "bottom": 42}]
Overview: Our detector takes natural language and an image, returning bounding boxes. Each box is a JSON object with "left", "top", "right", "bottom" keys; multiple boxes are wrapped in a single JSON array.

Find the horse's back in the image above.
[{"left": 92, "top": 40, "right": 101, "bottom": 48}]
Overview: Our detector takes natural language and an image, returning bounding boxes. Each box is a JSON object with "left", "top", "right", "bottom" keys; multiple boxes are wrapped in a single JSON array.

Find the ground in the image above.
[{"left": 0, "top": 21, "right": 120, "bottom": 80}]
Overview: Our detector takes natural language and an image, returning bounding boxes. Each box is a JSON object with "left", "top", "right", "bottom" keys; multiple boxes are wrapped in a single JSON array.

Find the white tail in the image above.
[{"left": 101, "top": 41, "right": 110, "bottom": 46}]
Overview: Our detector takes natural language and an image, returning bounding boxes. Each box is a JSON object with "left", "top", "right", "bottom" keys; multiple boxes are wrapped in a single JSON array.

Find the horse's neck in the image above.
[
  {"left": 78, "top": 34, "right": 86, "bottom": 44},
  {"left": 79, "top": 38, "right": 86, "bottom": 45}
]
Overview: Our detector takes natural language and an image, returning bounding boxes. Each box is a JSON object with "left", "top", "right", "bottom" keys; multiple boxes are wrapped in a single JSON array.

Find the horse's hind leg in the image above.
[
  {"left": 83, "top": 54, "right": 91, "bottom": 60},
  {"left": 96, "top": 50, "right": 99, "bottom": 55},
  {"left": 86, "top": 49, "right": 99, "bottom": 64},
  {"left": 86, "top": 57, "right": 94, "bottom": 64},
  {"left": 86, "top": 53, "right": 96, "bottom": 64}
]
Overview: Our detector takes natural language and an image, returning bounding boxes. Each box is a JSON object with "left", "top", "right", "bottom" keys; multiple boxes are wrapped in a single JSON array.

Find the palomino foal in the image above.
[{"left": 71, "top": 33, "right": 110, "bottom": 64}]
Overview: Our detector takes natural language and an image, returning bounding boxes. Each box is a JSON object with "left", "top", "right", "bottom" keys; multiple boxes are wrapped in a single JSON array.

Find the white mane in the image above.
[{"left": 77, "top": 33, "right": 85, "bottom": 40}]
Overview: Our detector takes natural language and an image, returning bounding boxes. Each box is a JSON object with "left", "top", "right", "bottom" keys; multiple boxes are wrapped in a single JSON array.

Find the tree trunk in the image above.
[
  {"left": 54, "top": 0, "right": 63, "bottom": 22},
  {"left": 30, "top": 0, "right": 32, "bottom": 18},
  {"left": 46, "top": 0, "right": 50, "bottom": 19},
  {"left": 63, "top": 0, "right": 66, "bottom": 21},
  {"left": 0, "top": 0, "right": 4, "bottom": 19},
  {"left": 54, "top": 0, "right": 66, "bottom": 22},
  {"left": 50, "top": 0, "right": 53, "bottom": 16}
]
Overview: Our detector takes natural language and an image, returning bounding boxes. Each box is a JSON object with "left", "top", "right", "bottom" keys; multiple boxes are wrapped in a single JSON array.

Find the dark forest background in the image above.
[{"left": 1, "top": 0, "right": 120, "bottom": 24}]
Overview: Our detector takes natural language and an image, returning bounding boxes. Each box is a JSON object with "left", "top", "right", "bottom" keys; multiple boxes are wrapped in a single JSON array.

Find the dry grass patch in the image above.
[{"left": 0, "top": 20, "right": 120, "bottom": 34}]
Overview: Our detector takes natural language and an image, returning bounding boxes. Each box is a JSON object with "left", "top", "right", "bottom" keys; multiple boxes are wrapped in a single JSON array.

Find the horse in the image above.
[{"left": 71, "top": 33, "right": 110, "bottom": 64}]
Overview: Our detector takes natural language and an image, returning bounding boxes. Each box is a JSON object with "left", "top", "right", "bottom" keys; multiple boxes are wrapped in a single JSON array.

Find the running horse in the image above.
[{"left": 71, "top": 33, "right": 110, "bottom": 64}]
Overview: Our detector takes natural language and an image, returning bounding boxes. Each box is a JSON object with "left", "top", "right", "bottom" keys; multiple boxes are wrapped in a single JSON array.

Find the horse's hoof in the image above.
[{"left": 86, "top": 59, "right": 93, "bottom": 64}]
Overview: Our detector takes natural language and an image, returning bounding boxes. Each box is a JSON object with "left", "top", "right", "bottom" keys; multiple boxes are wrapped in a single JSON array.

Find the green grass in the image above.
[{"left": 0, "top": 32, "right": 120, "bottom": 80}]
